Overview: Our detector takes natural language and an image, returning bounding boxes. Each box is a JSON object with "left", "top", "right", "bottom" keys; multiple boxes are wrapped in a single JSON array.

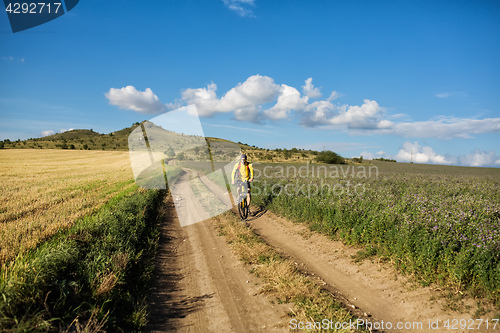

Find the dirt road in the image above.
[
  {"left": 147, "top": 171, "right": 496, "bottom": 332},
  {"left": 249, "top": 213, "right": 495, "bottom": 333},
  {"left": 147, "top": 172, "right": 289, "bottom": 332}
]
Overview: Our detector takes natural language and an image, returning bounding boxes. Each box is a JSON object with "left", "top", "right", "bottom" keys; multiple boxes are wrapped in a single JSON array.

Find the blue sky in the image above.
[{"left": 1, "top": 0, "right": 499, "bottom": 166}]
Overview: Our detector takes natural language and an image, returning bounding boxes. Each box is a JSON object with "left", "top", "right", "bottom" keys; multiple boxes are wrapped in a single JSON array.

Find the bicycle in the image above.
[{"left": 236, "top": 180, "right": 250, "bottom": 220}]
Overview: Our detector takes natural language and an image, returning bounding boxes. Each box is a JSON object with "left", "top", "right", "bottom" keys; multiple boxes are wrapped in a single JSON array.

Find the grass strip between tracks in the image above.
[{"left": 213, "top": 212, "right": 368, "bottom": 332}]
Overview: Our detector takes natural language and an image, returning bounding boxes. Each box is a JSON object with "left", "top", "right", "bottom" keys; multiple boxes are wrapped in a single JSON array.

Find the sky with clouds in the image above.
[{"left": 1, "top": 0, "right": 499, "bottom": 167}]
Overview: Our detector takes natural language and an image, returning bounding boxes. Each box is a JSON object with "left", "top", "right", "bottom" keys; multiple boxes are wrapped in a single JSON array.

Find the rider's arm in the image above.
[
  {"left": 231, "top": 163, "right": 238, "bottom": 183},
  {"left": 248, "top": 164, "right": 254, "bottom": 181}
]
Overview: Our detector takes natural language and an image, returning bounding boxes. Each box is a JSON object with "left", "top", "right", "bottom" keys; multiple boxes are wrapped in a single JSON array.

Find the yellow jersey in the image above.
[{"left": 231, "top": 161, "right": 254, "bottom": 182}]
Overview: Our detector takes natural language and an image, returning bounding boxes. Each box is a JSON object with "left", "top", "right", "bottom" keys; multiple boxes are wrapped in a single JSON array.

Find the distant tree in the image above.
[
  {"left": 352, "top": 156, "right": 364, "bottom": 163},
  {"left": 283, "top": 148, "right": 292, "bottom": 160},
  {"left": 69, "top": 144, "right": 75, "bottom": 150},
  {"left": 83, "top": 144, "right": 88, "bottom": 150},
  {"left": 177, "top": 152, "right": 185, "bottom": 161},
  {"left": 61, "top": 143, "right": 68, "bottom": 149},
  {"left": 165, "top": 147, "right": 175, "bottom": 158},
  {"left": 316, "top": 150, "right": 345, "bottom": 164},
  {"left": 0, "top": 142, "right": 4, "bottom": 149},
  {"left": 291, "top": 147, "right": 299, "bottom": 153},
  {"left": 374, "top": 157, "right": 397, "bottom": 162}
]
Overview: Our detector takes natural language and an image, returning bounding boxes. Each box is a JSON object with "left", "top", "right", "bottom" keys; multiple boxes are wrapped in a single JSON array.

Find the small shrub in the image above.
[{"left": 315, "top": 150, "right": 345, "bottom": 164}]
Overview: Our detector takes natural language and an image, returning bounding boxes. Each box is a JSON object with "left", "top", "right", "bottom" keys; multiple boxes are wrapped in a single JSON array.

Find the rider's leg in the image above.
[{"left": 246, "top": 186, "right": 251, "bottom": 207}]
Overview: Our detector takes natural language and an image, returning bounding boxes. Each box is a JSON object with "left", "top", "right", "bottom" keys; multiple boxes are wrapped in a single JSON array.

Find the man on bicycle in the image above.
[{"left": 231, "top": 153, "right": 254, "bottom": 211}]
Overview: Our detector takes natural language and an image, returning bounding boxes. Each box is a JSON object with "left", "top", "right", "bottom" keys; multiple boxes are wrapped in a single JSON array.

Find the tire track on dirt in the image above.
[
  {"left": 188, "top": 170, "right": 496, "bottom": 332},
  {"left": 147, "top": 171, "right": 288, "bottom": 332},
  {"left": 248, "top": 212, "right": 495, "bottom": 333}
]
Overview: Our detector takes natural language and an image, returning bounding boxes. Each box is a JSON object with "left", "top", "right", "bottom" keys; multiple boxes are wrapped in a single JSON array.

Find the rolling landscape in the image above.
[
  {"left": 1, "top": 126, "right": 499, "bottom": 332},
  {"left": 2, "top": 1, "right": 499, "bottom": 332}
]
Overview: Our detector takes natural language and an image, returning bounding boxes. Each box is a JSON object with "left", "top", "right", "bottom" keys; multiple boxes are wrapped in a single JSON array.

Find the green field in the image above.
[
  {"left": 251, "top": 160, "right": 500, "bottom": 307},
  {"left": 0, "top": 150, "right": 166, "bottom": 332},
  {"left": 2, "top": 143, "right": 499, "bottom": 331}
]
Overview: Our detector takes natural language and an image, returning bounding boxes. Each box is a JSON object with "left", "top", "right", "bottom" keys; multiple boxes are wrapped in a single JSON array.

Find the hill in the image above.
[
  {"left": 0, "top": 122, "right": 361, "bottom": 164},
  {"left": 0, "top": 123, "right": 142, "bottom": 151}
]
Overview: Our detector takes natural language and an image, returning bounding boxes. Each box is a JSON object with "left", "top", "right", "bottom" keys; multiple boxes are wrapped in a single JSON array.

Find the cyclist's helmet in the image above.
[{"left": 241, "top": 154, "right": 247, "bottom": 160}]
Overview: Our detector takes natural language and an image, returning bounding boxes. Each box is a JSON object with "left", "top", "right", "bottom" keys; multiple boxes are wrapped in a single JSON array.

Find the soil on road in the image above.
[
  {"left": 147, "top": 170, "right": 496, "bottom": 332},
  {"left": 146, "top": 172, "right": 289, "bottom": 332}
]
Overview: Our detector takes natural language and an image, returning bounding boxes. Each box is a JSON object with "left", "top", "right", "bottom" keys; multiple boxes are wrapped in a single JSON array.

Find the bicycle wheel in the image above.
[{"left": 238, "top": 197, "right": 248, "bottom": 220}]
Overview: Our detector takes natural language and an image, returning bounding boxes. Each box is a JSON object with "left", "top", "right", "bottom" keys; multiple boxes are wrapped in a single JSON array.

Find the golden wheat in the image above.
[{"left": 0, "top": 149, "right": 136, "bottom": 264}]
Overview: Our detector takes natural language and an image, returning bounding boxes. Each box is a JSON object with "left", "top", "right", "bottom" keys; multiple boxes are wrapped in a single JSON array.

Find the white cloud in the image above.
[
  {"left": 182, "top": 75, "right": 280, "bottom": 122},
  {"left": 435, "top": 92, "right": 451, "bottom": 98},
  {"left": 364, "top": 142, "right": 500, "bottom": 167},
  {"left": 59, "top": 128, "right": 74, "bottom": 133},
  {"left": 1, "top": 56, "right": 24, "bottom": 63},
  {"left": 458, "top": 149, "right": 499, "bottom": 167},
  {"left": 264, "top": 84, "right": 308, "bottom": 120},
  {"left": 298, "top": 142, "right": 380, "bottom": 152},
  {"left": 105, "top": 86, "right": 167, "bottom": 114},
  {"left": 181, "top": 82, "right": 220, "bottom": 117},
  {"left": 327, "top": 91, "right": 341, "bottom": 101},
  {"left": 395, "top": 141, "right": 453, "bottom": 164},
  {"left": 359, "top": 151, "right": 375, "bottom": 159},
  {"left": 360, "top": 150, "right": 390, "bottom": 160},
  {"left": 389, "top": 117, "right": 500, "bottom": 139},
  {"left": 301, "top": 99, "right": 393, "bottom": 129},
  {"left": 331, "top": 100, "right": 392, "bottom": 129},
  {"left": 221, "top": 75, "right": 279, "bottom": 111},
  {"left": 41, "top": 130, "right": 55, "bottom": 137},
  {"left": 435, "top": 91, "right": 467, "bottom": 99},
  {"left": 106, "top": 76, "right": 500, "bottom": 140},
  {"left": 300, "top": 100, "right": 335, "bottom": 126},
  {"left": 302, "top": 78, "right": 322, "bottom": 98},
  {"left": 222, "top": 0, "right": 255, "bottom": 17}
]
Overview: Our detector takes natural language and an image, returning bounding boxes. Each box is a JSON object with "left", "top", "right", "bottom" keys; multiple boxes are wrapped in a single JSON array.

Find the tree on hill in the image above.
[
  {"left": 283, "top": 148, "right": 292, "bottom": 159},
  {"left": 165, "top": 147, "right": 175, "bottom": 158},
  {"left": 315, "top": 150, "right": 346, "bottom": 164}
]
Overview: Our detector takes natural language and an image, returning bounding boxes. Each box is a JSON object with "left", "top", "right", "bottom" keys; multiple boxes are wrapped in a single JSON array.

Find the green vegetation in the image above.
[
  {"left": 252, "top": 161, "right": 500, "bottom": 308},
  {"left": 1, "top": 124, "right": 347, "bottom": 164},
  {"left": 374, "top": 157, "right": 397, "bottom": 162},
  {"left": 0, "top": 188, "right": 166, "bottom": 332},
  {"left": 215, "top": 213, "right": 368, "bottom": 332},
  {"left": 315, "top": 150, "right": 346, "bottom": 164},
  {"left": 1, "top": 125, "right": 142, "bottom": 151}
]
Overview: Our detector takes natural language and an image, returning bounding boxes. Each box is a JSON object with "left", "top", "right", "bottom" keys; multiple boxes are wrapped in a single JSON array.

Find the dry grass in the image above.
[
  {"left": 0, "top": 149, "right": 136, "bottom": 264},
  {"left": 214, "top": 213, "right": 361, "bottom": 332}
]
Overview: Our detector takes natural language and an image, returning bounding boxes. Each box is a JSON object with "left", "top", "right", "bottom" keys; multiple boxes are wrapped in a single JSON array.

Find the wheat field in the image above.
[{"left": 0, "top": 149, "right": 136, "bottom": 264}]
